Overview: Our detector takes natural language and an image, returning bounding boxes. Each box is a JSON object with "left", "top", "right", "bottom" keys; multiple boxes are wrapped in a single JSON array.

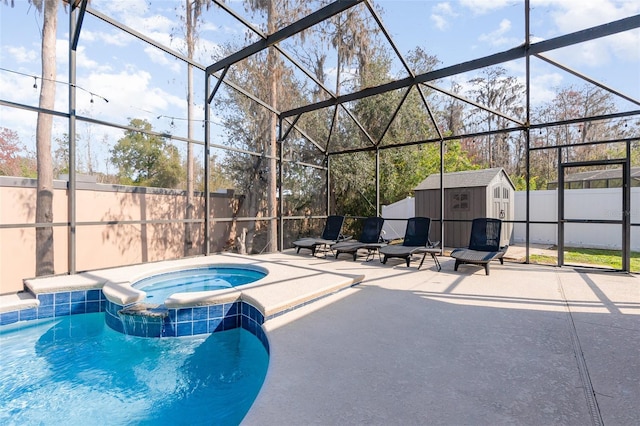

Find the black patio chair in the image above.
[
  {"left": 450, "top": 217, "right": 508, "bottom": 275},
  {"left": 379, "top": 217, "right": 440, "bottom": 270},
  {"left": 292, "top": 215, "right": 347, "bottom": 256},
  {"left": 331, "top": 217, "right": 386, "bottom": 261}
]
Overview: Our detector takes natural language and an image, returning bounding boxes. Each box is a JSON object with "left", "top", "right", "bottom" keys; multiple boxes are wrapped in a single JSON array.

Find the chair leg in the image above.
[
  {"left": 382, "top": 255, "right": 388, "bottom": 264},
  {"left": 296, "top": 247, "right": 301, "bottom": 254},
  {"left": 352, "top": 252, "right": 357, "bottom": 261},
  {"left": 432, "top": 253, "right": 441, "bottom": 271},
  {"left": 484, "top": 263, "right": 490, "bottom": 275},
  {"left": 405, "top": 257, "right": 411, "bottom": 267},
  {"left": 418, "top": 252, "right": 427, "bottom": 270}
]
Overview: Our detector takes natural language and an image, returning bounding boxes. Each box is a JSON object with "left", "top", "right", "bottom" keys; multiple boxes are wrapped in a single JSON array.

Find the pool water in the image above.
[
  {"left": 0, "top": 313, "right": 269, "bottom": 425},
  {"left": 133, "top": 267, "right": 267, "bottom": 301}
]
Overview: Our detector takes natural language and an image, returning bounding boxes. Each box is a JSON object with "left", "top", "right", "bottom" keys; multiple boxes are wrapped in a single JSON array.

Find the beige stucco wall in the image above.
[{"left": 0, "top": 178, "right": 235, "bottom": 295}]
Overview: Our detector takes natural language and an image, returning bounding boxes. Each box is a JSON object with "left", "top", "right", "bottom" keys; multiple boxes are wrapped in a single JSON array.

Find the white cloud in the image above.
[
  {"left": 531, "top": 0, "right": 640, "bottom": 66},
  {"left": 479, "top": 18, "right": 516, "bottom": 46},
  {"left": 434, "top": 2, "right": 457, "bottom": 16},
  {"left": 430, "top": 14, "right": 449, "bottom": 31},
  {"left": 430, "top": 2, "right": 458, "bottom": 31},
  {"left": 93, "top": 0, "right": 150, "bottom": 21},
  {"left": 5, "top": 46, "right": 38, "bottom": 64},
  {"left": 459, "top": 0, "right": 516, "bottom": 15},
  {"left": 528, "top": 72, "right": 564, "bottom": 106},
  {"left": 144, "top": 46, "right": 182, "bottom": 74},
  {"left": 82, "top": 29, "right": 131, "bottom": 47}
]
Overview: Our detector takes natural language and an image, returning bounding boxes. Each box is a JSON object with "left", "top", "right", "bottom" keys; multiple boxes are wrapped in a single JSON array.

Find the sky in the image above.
[{"left": 0, "top": 0, "right": 638, "bottom": 174}]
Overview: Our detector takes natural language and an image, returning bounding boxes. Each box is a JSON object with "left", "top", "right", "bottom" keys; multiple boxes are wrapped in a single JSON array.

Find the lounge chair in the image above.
[
  {"left": 450, "top": 218, "right": 508, "bottom": 275},
  {"left": 379, "top": 217, "right": 440, "bottom": 270},
  {"left": 331, "top": 217, "right": 386, "bottom": 261},
  {"left": 292, "top": 215, "right": 347, "bottom": 256}
]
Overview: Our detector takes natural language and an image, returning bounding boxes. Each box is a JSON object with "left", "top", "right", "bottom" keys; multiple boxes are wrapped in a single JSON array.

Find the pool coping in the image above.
[{"left": 1, "top": 253, "right": 365, "bottom": 321}]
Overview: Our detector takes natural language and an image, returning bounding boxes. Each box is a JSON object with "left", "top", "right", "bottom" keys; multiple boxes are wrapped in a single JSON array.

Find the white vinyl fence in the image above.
[
  {"left": 513, "top": 188, "right": 639, "bottom": 251},
  {"left": 382, "top": 189, "right": 639, "bottom": 251}
]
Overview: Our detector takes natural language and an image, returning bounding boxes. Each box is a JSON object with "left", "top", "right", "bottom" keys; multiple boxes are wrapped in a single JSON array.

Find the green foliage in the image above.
[
  {"left": 0, "top": 127, "right": 35, "bottom": 177},
  {"left": 510, "top": 175, "right": 541, "bottom": 191},
  {"left": 110, "top": 118, "right": 182, "bottom": 188},
  {"left": 531, "top": 248, "right": 640, "bottom": 272}
]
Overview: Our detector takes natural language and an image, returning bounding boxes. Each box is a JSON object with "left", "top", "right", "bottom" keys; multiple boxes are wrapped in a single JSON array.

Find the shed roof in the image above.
[{"left": 414, "top": 168, "right": 514, "bottom": 191}]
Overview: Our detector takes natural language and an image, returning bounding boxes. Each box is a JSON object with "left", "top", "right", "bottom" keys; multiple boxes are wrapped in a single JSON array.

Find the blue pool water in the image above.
[
  {"left": 0, "top": 313, "right": 269, "bottom": 425},
  {"left": 133, "top": 267, "right": 267, "bottom": 301}
]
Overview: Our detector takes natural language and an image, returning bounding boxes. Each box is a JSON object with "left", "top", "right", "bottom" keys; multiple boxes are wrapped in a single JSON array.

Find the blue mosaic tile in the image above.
[
  {"left": 192, "top": 306, "right": 208, "bottom": 321},
  {"left": 55, "top": 303, "right": 71, "bottom": 317},
  {"left": 193, "top": 320, "right": 208, "bottom": 335},
  {"left": 209, "top": 304, "right": 223, "bottom": 318},
  {"left": 0, "top": 311, "right": 19, "bottom": 326},
  {"left": 86, "top": 301, "right": 101, "bottom": 313},
  {"left": 177, "top": 322, "right": 192, "bottom": 337},
  {"left": 38, "top": 293, "right": 54, "bottom": 306},
  {"left": 71, "top": 291, "right": 86, "bottom": 303},
  {"left": 225, "top": 301, "right": 239, "bottom": 316},
  {"left": 105, "top": 313, "right": 124, "bottom": 333},
  {"left": 37, "top": 305, "right": 54, "bottom": 319},
  {"left": 242, "top": 303, "right": 250, "bottom": 317},
  {"left": 168, "top": 309, "right": 177, "bottom": 322},
  {"left": 162, "top": 319, "right": 176, "bottom": 337},
  {"left": 87, "top": 289, "right": 101, "bottom": 301},
  {"left": 208, "top": 318, "right": 223, "bottom": 333},
  {"left": 176, "top": 308, "right": 193, "bottom": 322},
  {"left": 245, "top": 319, "right": 257, "bottom": 335},
  {"left": 71, "top": 302, "right": 86, "bottom": 315},
  {"left": 55, "top": 292, "right": 71, "bottom": 304},
  {"left": 144, "top": 321, "right": 163, "bottom": 338},
  {"left": 223, "top": 315, "right": 238, "bottom": 330},
  {"left": 19, "top": 308, "right": 37, "bottom": 321}
]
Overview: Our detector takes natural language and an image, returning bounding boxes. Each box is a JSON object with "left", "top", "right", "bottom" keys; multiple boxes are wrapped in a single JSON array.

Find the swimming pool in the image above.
[
  {"left": 132, "top": 266, "right": 267, "bottom": 302},
  {"left": 0, "top": 312, "right": 269, "bottom": 424}
]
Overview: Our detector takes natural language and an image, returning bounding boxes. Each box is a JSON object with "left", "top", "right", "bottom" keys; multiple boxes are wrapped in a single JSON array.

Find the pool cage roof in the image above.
[
  {"left": 3, "top": 0, "right": 640, "bottom": 272},
  {"left": 68, "top": 0, "right": 640, "bottom": 155}
]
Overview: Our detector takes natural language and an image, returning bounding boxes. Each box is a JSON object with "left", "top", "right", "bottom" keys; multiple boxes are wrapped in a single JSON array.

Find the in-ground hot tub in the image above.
[
  {"left": 102, "top": 264, "right": 268, "bottom": 338},
  {"left": 132, "top": 265, "right": 268, "bottom": 303}
]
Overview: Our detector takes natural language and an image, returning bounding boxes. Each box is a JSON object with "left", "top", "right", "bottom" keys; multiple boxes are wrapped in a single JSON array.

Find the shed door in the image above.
[{"left": 492, "top": 184, "right": 511, "bottom": 246}]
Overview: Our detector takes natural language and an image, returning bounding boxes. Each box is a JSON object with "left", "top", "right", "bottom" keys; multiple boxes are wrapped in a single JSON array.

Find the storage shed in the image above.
[{"left": 414, "top": 168, "right": 515, "bottom": 248}]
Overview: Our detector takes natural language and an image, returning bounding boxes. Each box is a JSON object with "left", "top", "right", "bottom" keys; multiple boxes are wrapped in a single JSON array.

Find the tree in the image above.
[
  {"left": 528, "top": 85, "right": 626, "bottom": 188},
  {"left": 34, "top": 0, "right": 58, "bottom": 276},
  {"left": 241, "top": 0, "right": 310, "bottom": 252},
  {"left": 178, "top": 0, "right": 214, "bottom": 255},
  {"left": 0, "top": 128, "right": 26, "bottom": 176},
  {"left": 215, "top": 0, "right": 310, "bottom": 254},
  {"left": 464, "top": 67, "right": 525, "bottom": 173},
  {"left": 110, "top": 118, "right": 182, "bottom": 188}
]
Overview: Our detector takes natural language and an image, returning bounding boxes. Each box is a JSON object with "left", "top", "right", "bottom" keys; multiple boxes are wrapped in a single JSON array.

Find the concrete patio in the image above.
[
  {"left": 243, "top": 250, "right": 639, "bottom": 425},
  {"left": 1, "top": 248, "right": 637, "bottom": 425}
]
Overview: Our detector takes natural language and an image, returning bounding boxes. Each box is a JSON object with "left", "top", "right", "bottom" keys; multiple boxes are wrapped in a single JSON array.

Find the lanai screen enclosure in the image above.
[{"left": 0, "top": 0, "right": 638, "bottom": 293}]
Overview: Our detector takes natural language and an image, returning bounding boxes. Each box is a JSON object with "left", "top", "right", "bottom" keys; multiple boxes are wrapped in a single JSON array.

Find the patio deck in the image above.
[
  {"left": 242, "top": 250, "right": 639, "bottom": 425},
  {"left": 1, "top": 250, "right": 638, "bottom": 425}
]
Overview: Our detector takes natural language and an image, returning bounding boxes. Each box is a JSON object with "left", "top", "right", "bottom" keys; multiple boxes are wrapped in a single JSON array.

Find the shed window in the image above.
[
  {"left": 451, "top": 190, "right": 469, "bottom": 211},
  {"left": 494, "top": 187, "right": 500, "bottom": 198},
  {"left": 503, "top": 187, "right": 509, "bottom": 199}
]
